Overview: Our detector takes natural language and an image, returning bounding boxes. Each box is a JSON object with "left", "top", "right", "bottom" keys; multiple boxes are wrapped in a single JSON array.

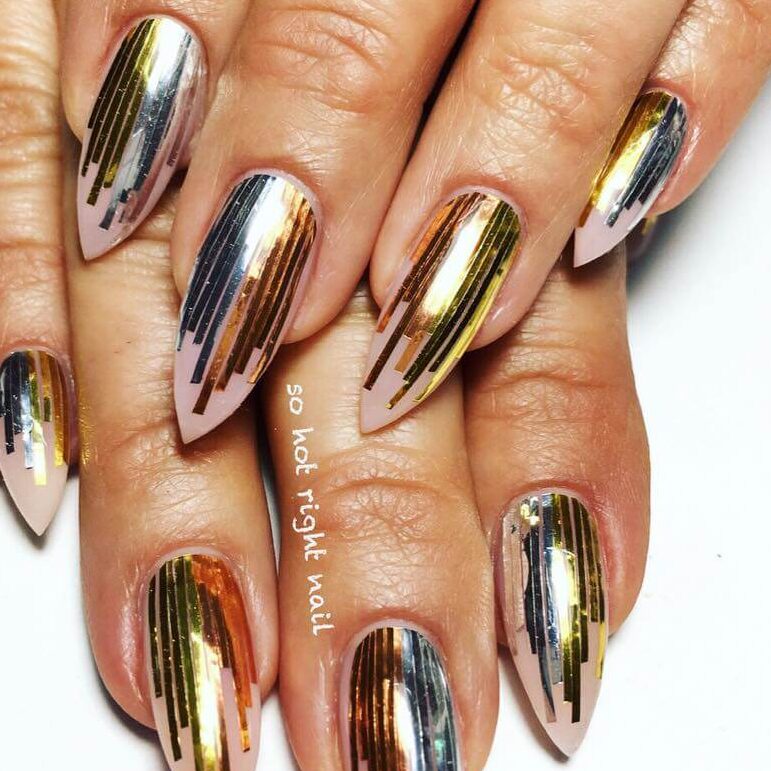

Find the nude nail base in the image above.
[{"left": 496, "top": 492, "right": 608, "bottom": 755}]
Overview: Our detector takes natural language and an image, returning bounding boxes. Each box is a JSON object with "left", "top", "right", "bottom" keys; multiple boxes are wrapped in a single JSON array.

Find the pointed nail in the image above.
[
  {"left": 145, "top": 553, "right": 260, "bottom": 771},
  {"left": 574, "top": 91, "right": 687, "bottom": 267},
  {"left": 345, "top": 626, "right": 461, "bottom": 770},
  {"left": 496, "top": 493, "right": 608, "bottom": 756},
  {"left": 175, "top": 173, "right": 318, "bottom": 443},
  {"left": 78, "top": 16, "right": 206, "bottom": 260},
  {"left": 361, "top": 191, "right": 522, "bottom": 433},
  {"left": 0, "top": 350, "right": 72, "bottom": 535}
]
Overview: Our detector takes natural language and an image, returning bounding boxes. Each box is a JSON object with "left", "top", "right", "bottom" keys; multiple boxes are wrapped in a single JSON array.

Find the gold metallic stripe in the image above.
[{"left": 148, "top": 555, "right": 257, "bottom": 770}]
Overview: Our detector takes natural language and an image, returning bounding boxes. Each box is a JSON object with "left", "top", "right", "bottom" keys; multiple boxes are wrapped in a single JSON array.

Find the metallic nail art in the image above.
[
  {"left": 0, "top": 350, "right": 71, "bottom": 535},
  {"left": 347, "top": 626, "right": 460, "bottom": 771},
  {"left": 497, "top": 493, "right": 607, "bottom": 756},
  {"left": 574, "top": 91, "right": 687, "bottom": 267},
  {"left": 78, "top": 17, "right": 205, "bottom": 260},
  {"left": 146, "top": 554, "right": 260, "bottom": 771},
  {"left": 361, "top": 192, "right": 521, "bottom": 432},
  {"left": 175, "top": 174, "right": 317, "bottom": 443}
]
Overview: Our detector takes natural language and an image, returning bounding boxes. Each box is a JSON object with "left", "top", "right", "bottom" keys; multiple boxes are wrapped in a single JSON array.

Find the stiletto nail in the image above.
[
  {"left": 574, "top": 91, "right": 687, "bottom": 267},
  {"left": 175, "top": 174, "right": 317, "bottom": 443},
  {"left": 0, "top": 350, "right": 71, "bottom": 535},
  {"left": 361, "top": 191, "right": 522, "bottom": 432},
  {"left": 346, "top": 626, "right": 461, "bottom": 770},
  {"left": 145, "top": 553, "right": 260, "bottom": 771},
  {"left": 78, "top": 17, "right": 205, "bottom": 260},
  {"left": 496, "top": 493, "right": 608, "bottom": 756}
]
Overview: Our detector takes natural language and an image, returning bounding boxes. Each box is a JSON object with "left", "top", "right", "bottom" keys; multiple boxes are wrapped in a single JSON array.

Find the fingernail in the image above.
[
  {"left": 145, "top": 553, "right": 260, "bottom": 771},
  {"left": 175, "top": 173, "right": 317, "bottom": 443},
  {"left": 78, "top": 16, "right": 205, "bottom": 260},
  {"left": 496, "top": 493, "right": 608, "bottom": 756},
  {"left": 574, "top": 91, "right": 687, "bottom": 267},
  {"left": 361, "top": 191, "right": 522, "bottom": 432},
  {"left": 345, "top": 626, "right": 461, "bottom": 770},
  {"left": 0, "top": 350, "right": 72, "bottom": 535}
]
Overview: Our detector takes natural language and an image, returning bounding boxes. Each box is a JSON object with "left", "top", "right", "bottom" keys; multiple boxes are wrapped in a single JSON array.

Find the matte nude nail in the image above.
[
  {"left": 345, "top": 626, "right": 461, "bottom": 770},
  {"left": 496, "top": 492, "right": 608, "bottom": 755},
  {"left": 145, "top": 553, "right": 260, "bottom": 771},
  {"left": 78, "top": 16, "right": 205, "bottom": 260},
  {"left": 361, "top": 191, "right": 522, "bottom": 433},
  {"left": 574, "top": 91, "right": 687, "bottom": 267},
  {"left": 0, "top": 350, "right": 71, "bottom": 535},
  {"left": 175, "top": 173, "right": 317, "bottom": 443}
]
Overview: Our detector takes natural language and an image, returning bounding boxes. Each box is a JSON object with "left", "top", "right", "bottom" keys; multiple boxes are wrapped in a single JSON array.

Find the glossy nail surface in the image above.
[
  {"left": 146, "top": 554, "right": 260, "bottom": 771},
  {"left": 346, "top": 626, "right": 461, "bottom": 770},
  {"left": 78, "top": 17, "right": 205, "bottom": 260},
  {"left": 575, "top": 91, "right": 687, "bottom": 267},
  {"left": 497, "top": 493, "right": 607, "bottom": 755},
  {"left": 362, "top": 192, "right": 521, "bottom": 432},
  {"left": 0, "top": 350, "right": 71, "bottom": 535},
  {"left": 175, "top": 174, "right": 317, "bottom": 443}
]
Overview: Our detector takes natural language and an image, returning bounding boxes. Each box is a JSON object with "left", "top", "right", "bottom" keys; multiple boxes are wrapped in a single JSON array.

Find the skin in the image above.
[{"left": 0, "top": 0, "right": 768, "bottom": 768}]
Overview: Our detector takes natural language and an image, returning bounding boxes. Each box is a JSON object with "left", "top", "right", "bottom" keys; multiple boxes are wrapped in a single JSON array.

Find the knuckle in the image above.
[
  {"left": 309, "top": 443, "right": 472, "bottom": 551},
  {"left": 0, "top": 244, "right": 61, "bottom": 302},
  {"left": 243, "top": 1, "right": 403, "bottom": 115},
  {"left": 471, "top": 19, "right": 624, "bottom": 150}
]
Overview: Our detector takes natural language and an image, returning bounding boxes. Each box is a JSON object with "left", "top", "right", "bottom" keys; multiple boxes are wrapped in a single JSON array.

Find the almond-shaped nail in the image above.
[
  {"left": 345, "top": 626, "right": 461, "bottom": 770},
  {"left": 361, "top": 192, "right": 522, "bottom": 433},
  {"left": 78, "top": 17, "right": 205, "bottom": 260},
  {"left": 145, "top": 553, "right": 260, "bottom": 771},
  {"left": 0, "top": 350, "right": 71, "bottom": 535},
  {"left": 175, "top": 174, "right": 317, "bottom": 443},
  {"left": 574, "top": 91, "right": 687, "bottom": 267},
  {"left": 497, "top": 493, "right": 608, "bottom": 756}
]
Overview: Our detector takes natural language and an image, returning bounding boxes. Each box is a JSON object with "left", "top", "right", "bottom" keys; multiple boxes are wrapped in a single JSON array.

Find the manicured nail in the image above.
[
  {"left": 0, "top": 350, "right": 71, "bottom": 535},
  {"left": 496, "top": 493, "right": 608, "bottom": 756},
  {"left": 175, "top": 174, "right": 317, "bottom": 443},
  {"left": 145, "top": 553, "right": 260, "bottom": 771},
  {"left": 361, "top": 191, "right": 522, "bottom": 433},
  {"left": 574, "top": 91, "right": 687, "bottom": 267},
  {"left": 78, "top": 16, "right": 205, "bottom": 260},
  {"left": 345, "top": 626, "right": 461, "bottom": 770}
]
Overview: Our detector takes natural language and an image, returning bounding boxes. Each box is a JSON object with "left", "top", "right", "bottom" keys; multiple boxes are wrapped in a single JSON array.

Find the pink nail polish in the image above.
[
  {"left": 574, "top": 91, "right": 686, "bottom": 267},
  {"left": 77, "top": 17, "right": 205, "bottom": 260},
  {"left": 496, "top": 492, "right": 608, "bottom": 755},
  {"left": 175, "top": 173, "right": 317, "bottom": 443},
  {"left": 145, "top": 553, "right": 260, "bottom": 771},
  {"left": 0, "top": 350, "right": 72, "bottom": 535},
  {"left": 361, "top": 191, "right": 522, "bottom": 433}
]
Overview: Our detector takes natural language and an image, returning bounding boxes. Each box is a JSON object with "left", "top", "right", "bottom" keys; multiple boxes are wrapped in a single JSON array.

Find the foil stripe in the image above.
[
  {"left": 348, "top": 627, "right": 460, "bottom": 770},
  {"left": 0, "top": 350, "right": 69, "bottom": 486},
  {"left": 361, "top": 192, "right": 521, "bottom": 431},
  {"left": 78, "top": 17, "right": 205, "bottom": 258},
  {"left": 175, "top": 174, "right": 317, "bottom": 440},
  {"left": 499, "top": 493, "right": 608, "bottom": 755},
  {"left": 147, "top": 554, "right": 259, "bottom": 771}
]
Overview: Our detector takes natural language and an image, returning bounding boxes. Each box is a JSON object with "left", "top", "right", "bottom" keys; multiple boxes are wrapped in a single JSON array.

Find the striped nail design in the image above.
[
  {"left": 175, "top": 174, "right": 317, "bottom": 443},
  {"left": 347, "top": 626, "right": 460, "bottom": 770},
  {"left": 0, "top": 350, "right": 71, "bottom": 535},
  {"left": 146, "top": 554, "right": 260, "bottom": 771},
  {"left": 574, "top": 91, "right": 687, "bottom": 267},
  {"left": 497, "top": 493, "right": 607, "bottom": 755},
  {"left": 361, "top": 191, "right": 521, "bottom": 433},
  {"left": 78, "top": 16, "right": 205, "bottom": 260}
]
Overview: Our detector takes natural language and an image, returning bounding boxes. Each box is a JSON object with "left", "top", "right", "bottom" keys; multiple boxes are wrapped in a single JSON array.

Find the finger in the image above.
[
  {"left": 171, "top": 0, "right": 476, "bottom": 442},
  {"left": 0, "top": 0, "right": 74, "bottom": 534},
  {"left": 363, "top": 0, "right": 686, "bottom": 430},
  {"left": 463, "top": 246, "right": 649, "bottom": 755},
  {"left": 575, "top": 0, "right": 771, "bottom": 265},
  {"left": 262, "top": 289, "right": 498, "bottom": 770},
  {"left": 59, "top": 0, "right": 251, "bottom": 258},
  {"left": 62, "top": 136, "right": 278, "bottom": 771}
]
